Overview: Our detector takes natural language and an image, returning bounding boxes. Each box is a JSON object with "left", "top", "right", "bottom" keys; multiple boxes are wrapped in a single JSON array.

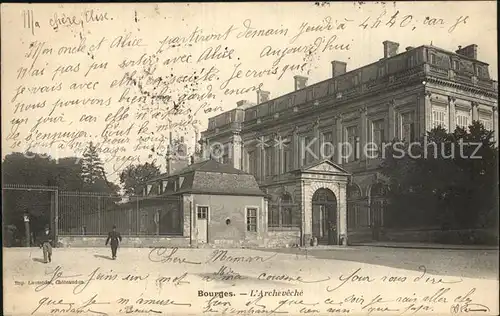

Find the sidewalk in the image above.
[{"left": 351, "top": 241, "right": 499, "bottom": 250}]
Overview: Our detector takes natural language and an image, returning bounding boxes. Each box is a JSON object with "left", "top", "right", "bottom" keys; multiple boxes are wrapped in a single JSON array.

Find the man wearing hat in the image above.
[
  {"left": 39, "top": 225, "right": 52, "bottom": 263},
  {"left": 105, "top": 225, "right": 122, "bottom": 260}
]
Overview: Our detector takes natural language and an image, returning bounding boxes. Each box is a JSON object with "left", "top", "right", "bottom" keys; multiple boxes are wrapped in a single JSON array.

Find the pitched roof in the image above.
[
  {"left": 146, "top": 159, "right": 265, "bottom": 197},
  {"left": 147, "top": 159, "right": 248, "bottom": 183}
]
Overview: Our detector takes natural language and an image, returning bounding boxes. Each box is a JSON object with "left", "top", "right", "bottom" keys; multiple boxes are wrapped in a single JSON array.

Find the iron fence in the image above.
[
  {"left": 58, "top": 192, "right": 183, "bottom": 236},
  {"left": 2, "top": 185, "right": 183, "bottom": 241}
]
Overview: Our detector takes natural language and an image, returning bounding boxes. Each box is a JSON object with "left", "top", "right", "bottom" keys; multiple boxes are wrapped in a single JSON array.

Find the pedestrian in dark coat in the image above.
[
  {"left": 39, "top": 225, "right": 52, "bottom": 263},
  {"left": 105, "top": 225, "right": 122, "bottom": 260}
]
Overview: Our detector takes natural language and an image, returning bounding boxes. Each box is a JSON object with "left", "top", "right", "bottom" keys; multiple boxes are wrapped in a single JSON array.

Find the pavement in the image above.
[{"left": 3, "top": 246, "right": 499, "bottom": 316}]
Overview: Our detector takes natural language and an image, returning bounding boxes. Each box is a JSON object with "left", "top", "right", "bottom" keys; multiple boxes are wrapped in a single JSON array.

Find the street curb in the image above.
[{"left": 350, "top": 243, "right": 499, "bottom": 251}]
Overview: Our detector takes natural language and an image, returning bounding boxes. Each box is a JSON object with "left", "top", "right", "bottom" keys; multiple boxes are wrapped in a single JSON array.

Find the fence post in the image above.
[
  {"left": 54, "top": 190, "right": 59, "bottom": 246},
  {"left": 98, "top": 196, "right": 101, "bottom": 235}
]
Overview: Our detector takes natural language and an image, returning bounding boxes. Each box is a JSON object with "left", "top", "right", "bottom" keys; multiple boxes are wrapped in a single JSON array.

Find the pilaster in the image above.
[
  {"left": 472, "top": 102, "right": 479, "bottom": 121},
  {"left": 231, "top": 133, "right": 242, "bottom": 170},
  {"left": 359, "top": 106, "right": 368, "bottom": 161},
  {"left": 424, "top": 91, "right": 432, "bottom": 132},
  {"left": 388, "top": 99, "right": 395, "bottom": 140},
  {"left": 448, "top": 96, "right": 456, "bottom": 132},
  {"left": 335, "top": 115, "right": 343, "bottom": 165}
]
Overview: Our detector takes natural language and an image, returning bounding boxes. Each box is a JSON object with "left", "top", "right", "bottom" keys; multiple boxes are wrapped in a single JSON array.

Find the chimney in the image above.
[
  {"left": 294, "top": 75, "right": 308, "bottom": 91},
  {"left": 257, "top": 90, "right": 271, "bottom": 104},
  {"left": 331, "top": 60, "right": 347, "bottom": 78},
  {"left": 194, "top": 129, "right": 200, "bottom": 154},
  {"left": 456, "top": 44, "right": 478, "bottom": 59},
  {"left": 406, "top": 46, "right": 414, "bottom": 51},
  {"left": 383, "top": 40, "right": 400, "bottom": 58}
]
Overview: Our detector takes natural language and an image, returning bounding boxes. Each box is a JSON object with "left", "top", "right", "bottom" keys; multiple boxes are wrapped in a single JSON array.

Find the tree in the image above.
[
  {"left": 119, "top": 162, "right": 161, "bottom": 196},
  {"left": 80, "top": 142, "right": 118, "bottom": 194},
  {"left": 381, "top": 121, "right": 498, "bottom": 237},
  {"left": 81, "top": 142, "right": 106, "bottom": 185}
]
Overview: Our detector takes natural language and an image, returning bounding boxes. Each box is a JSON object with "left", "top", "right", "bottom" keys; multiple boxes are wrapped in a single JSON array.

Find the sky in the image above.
[{"left": 1, "top": 2, "right": 497, "bottom": 182}]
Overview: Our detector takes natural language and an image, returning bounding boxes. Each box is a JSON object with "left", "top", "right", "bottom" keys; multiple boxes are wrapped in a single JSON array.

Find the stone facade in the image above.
[{"left": 202, "top": 41, "right": 498, "bottom": 244}]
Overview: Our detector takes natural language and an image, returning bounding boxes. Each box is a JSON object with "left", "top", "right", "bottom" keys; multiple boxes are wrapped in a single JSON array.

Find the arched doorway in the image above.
[{"left": 312, "top": 188, "right": 337, "bottom": 245}]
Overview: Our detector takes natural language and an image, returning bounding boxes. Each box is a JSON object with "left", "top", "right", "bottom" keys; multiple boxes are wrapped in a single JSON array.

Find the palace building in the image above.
[{"left": 198, "top": 40, "right": 498, "bottom": 246}]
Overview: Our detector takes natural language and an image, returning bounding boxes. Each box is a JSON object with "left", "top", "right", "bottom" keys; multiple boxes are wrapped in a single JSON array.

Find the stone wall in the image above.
[
  {"left": 58, "top": 235, "right": 190, "bottom": 248},
  {"left": 267, "top": 229, "right": 301, "bottom": 248}
]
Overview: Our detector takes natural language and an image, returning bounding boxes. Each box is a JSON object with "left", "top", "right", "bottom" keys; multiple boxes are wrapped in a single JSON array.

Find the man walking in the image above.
[
  {"left": 105, "top": 225, "right": 122, "bottom": 260},
  {"left": 39, "top": 225, "right": 52, "bottom": 264}
]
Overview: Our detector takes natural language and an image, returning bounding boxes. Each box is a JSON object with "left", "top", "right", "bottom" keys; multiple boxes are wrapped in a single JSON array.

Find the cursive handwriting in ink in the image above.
[
  {"left": 31, "top": 294, "right": 110, "bottom": 315},
  {"left": 450, "top": 288, "right": 491, "bottom": 314},
  {"left": 206, "top": 250, "right": 277, "bottom": 263},
  {"left": 73, "top": 267, "right": 117, "bottom": 294},
  {"left": 326, "top": 268, "right": 375, "bottom": 292},
  {"left": 148, "top": 247, "right": 202, "bottom": 265},
  {"left": 413, "top": 265, "right": 462, "bottom": 284},
  {"left": 258, "top": 272, "right": 330, "bottom": 283}
]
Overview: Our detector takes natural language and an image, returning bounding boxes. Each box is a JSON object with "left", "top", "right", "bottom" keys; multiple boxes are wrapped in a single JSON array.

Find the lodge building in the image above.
[{"left": 197, "top": 40, "right": 498, "bottom": 246}]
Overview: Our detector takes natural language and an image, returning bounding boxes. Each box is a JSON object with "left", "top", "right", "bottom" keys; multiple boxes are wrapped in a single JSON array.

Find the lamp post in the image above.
[{"left": 23, "top": 211, "right": 30, "bottom": 247}]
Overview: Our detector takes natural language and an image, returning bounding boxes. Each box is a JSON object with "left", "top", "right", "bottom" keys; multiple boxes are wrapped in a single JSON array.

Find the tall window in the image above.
[
  {"left": 283, "top": 147, "right": 292, "bottom": 173},
  {"left": 265, "top": 147, "right": 273, "bottom": 176},
  {"left": 372, "top": 119, "right": 385, "bottom": 155},
  {"left": 281, "top": 194, "right": 293, "bottom": 226},
  {"left": 268, "top": 194, "right": 296, "bottom": 228},
  {"left": 432, "top": 108, "right": 447, "bottom": 130},
  {"left": 248, "top": 151, "right": 257, "bottom": 176},
  {"left": 346, "top": 126, "right": 359, "bottom": 162},
  {"left": 302, "top": 136, "right": 314, "bottom": 165},
  {"left": 456, "top": 111, "right": 470, "bottom": 129},
  {"left": 430, "top": 53, "right": 437, "bottom": 64},
  {"left": 246, "top": 208, "right": 257, "bottom": 232},
  {"left": 401, "top": 111, "right": 416, "bottom": 142},
  {"left": 322, "top": 131, "right": 334, "bottom": 160}
]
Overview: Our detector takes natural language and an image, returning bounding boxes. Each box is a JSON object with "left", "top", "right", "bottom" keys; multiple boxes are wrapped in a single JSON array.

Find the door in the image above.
[
  {"left": 312, "top": 188, "right": 337, "bottom": 245},
  {"left": 196, "top": 206, "right": 208, "bottom": 243}
]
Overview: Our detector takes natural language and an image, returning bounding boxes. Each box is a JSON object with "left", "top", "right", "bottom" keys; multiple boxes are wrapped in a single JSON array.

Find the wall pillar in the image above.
[
  {"left": 472, "top": 102, "right": 479, "bottom": 121},
  {"left": 335, "top": 115, "right": 343, "bottom": 164},
  {"left": 256, "top": 137, "right": 263, "bottom": 181},
  {"left": 493, "top": 106, "right": 498, "bottom": 146},
  {"left": 338, "top": 183, "right": 348, "bottom": 245},
  {"left": 301, "top": 180, "right": 311, "bottom": 246},
  {"left": 292, "top": 127, "right": 299, "bottom": 170},
  {"left": 359, "top": 107, "right": 368, "bottom": 161},
  {"left": 231, "top": 133, "right": 242, "bottom": 170},
  {"left": 424, "top": 91, "right": 432, "bottom": 132},
  {"left": 313, "top": 119, "right": 320, "bottom": 160},
  {"left": 273, "top": 134, "right": 280, "bottom": 175},
  {"left": 448, "top": 96, "right": 456, "bottom": 132},
  {"left": 182, "top": 194, "right": 194, "bottom": 247},
  {"left": 388, "top": 100, "right": 395, "bottom": 140}
]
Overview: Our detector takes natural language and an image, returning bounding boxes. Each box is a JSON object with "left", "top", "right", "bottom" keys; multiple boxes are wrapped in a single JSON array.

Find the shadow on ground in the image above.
[
  {"left": 256, "top": 246, "right": 498, "bottom": 280},
  {"left": 94, "top": 254, "right": 113, "bottom": 260},
  {"left": 32, "top": 258, "right": 46, "bottom": 263}
]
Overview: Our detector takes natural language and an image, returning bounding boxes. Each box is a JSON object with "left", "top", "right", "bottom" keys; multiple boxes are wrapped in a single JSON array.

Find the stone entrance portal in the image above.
[{"left": 298, "top": 159, "right": 351, "bottom": 247}]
